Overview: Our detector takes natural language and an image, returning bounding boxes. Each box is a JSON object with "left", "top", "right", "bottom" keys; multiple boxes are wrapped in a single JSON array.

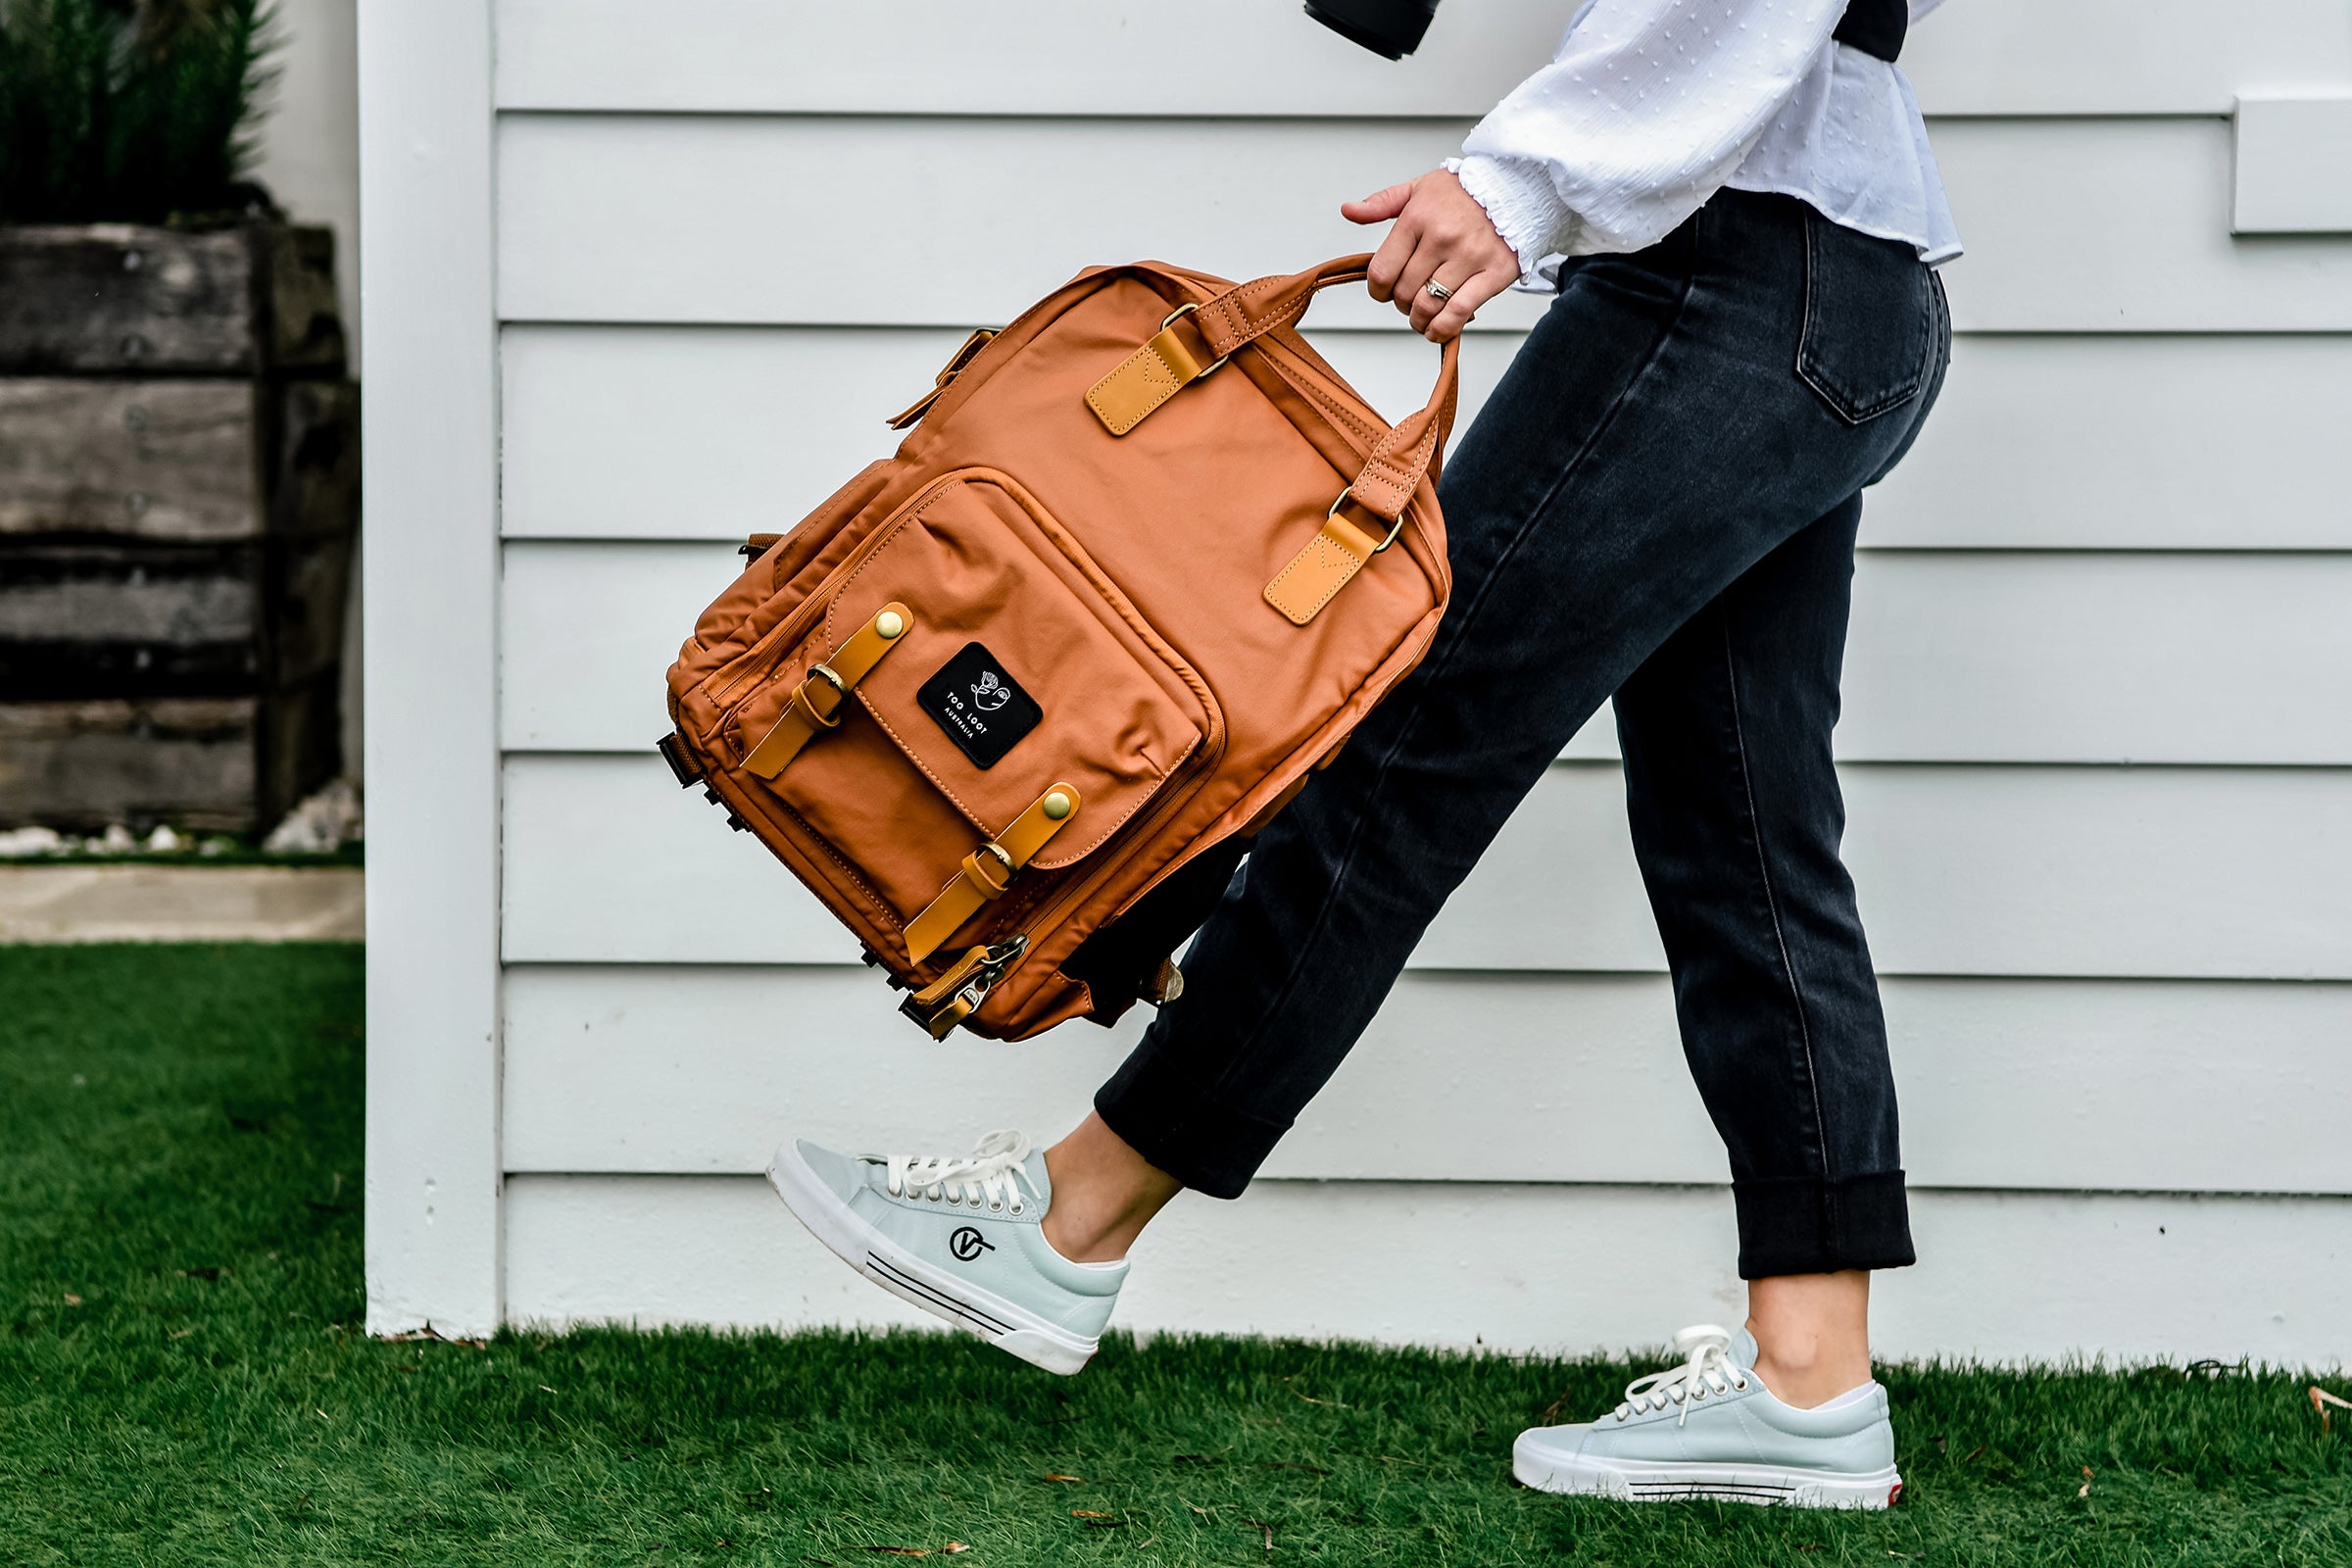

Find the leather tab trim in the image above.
[
  {"left": 886, "top": 329, "right": 997, "bottom": 430},
  {"left": 1086, "top": 331, "right": 1185, "bottom": 435},
  {"left": 904, "top": 783, "right": 1080, "bottom": 962},
  {"left": 741, "top": 601, "right": 911, "bottom": 779},
  {"left": 1085, "top": 316, "right": 1218, "bottom": 436},
  {"left": 907, "top": 944, "right": 993, "bottom": 1011},
  {"left": 1264, "top": 514, "right": 1380, "bottom": 626}
]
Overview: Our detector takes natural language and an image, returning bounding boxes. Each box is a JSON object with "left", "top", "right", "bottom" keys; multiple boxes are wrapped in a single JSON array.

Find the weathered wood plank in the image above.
[
  {"left": 0, "top": 380, "right": 260, "bottom": 540},
  {"left": 0, "top": 697, "right": 256, "bottom": 830},
  {"left": 0, "top": 223, "right": 345, "bottom": 375},
  {"left": 0, "top": 541, "right": 262, "bottom": 695}
]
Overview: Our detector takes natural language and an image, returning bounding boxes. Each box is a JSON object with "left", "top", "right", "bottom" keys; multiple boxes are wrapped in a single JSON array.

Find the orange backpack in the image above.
[{"left": 662, "top": 256, "right": 1456, "bottom": 1039}]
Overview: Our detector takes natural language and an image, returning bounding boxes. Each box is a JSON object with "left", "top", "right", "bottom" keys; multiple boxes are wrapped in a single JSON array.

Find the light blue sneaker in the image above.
[
  {"left": 1513, "top": 1325, "right": 1903, "bottom": 1509},
  {"left": 767, "top": 1129, "right": 1126, "bottom": 1375}
]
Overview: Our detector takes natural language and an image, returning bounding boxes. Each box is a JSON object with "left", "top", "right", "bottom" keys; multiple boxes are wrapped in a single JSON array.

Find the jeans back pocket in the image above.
[{"left": 1795, "top": 208, "right": 1939, "bottom": 426}]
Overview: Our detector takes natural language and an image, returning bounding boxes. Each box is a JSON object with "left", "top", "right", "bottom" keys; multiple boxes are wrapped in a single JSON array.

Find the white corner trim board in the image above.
[
  {"left": 2235, "top": 96, "right": 2352, "bottom": 232},
  {"left": 359, "top": 0, "right": 504, "bottom": 1341}
]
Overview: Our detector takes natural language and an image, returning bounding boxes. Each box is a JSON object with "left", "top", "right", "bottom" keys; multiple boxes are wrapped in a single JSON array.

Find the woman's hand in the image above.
[{"left": 1344, "top": 170, "right": 1521, "bottom": 341}]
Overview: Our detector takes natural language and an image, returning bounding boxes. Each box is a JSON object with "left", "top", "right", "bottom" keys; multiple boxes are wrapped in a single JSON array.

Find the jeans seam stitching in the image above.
[
  {"left": 1719, "top": 617, "right": 1834, "bottom": 1202},
  {"left": 1184, "top": 261, "right": 1704, "bottom": 1112}
]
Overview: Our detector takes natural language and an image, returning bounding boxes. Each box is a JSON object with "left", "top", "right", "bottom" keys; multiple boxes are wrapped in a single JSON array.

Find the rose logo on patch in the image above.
[{"left": 970, "top": 669, "right": 1011, "bottom": 711}]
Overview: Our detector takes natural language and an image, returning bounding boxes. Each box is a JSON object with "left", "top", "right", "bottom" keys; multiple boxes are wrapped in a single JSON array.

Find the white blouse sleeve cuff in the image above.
[{"left": 1447, "top": 154, "right": 1577, "bottom": 289}]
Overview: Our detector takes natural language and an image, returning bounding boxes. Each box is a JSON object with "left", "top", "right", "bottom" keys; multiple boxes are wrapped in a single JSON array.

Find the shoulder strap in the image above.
[{"left": 1832, "top": 0, "right": 1906, "bottom": 63}]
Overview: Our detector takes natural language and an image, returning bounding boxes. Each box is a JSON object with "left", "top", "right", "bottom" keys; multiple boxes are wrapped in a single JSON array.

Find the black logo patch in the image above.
[
  {"left": 949, "top": 1226, "right": 994, "bottom": 1262},
  {"left": 915, "top": 642, "right": 1043, "bottom": 770}
]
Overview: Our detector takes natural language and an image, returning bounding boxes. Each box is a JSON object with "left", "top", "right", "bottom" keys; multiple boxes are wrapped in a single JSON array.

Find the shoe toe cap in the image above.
[
  {"left": 1514, "top": 1422, "right": 1595, "bottom": 1466},
  {"left": 786, "top": 1138, "right": 872, "bottom": 1202}
]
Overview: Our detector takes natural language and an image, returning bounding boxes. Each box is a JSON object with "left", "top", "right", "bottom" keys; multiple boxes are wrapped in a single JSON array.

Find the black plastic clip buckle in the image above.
[{"left": 656, "top": 733, "right": 701, "bottom": 787}]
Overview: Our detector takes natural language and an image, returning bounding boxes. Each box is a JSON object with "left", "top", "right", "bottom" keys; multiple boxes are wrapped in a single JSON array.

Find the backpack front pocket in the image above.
[{"left": 724, "top": 469, "right": 1220, "bottom": 940}]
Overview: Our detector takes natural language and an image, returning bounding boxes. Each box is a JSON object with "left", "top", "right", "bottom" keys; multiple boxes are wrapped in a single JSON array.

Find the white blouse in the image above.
[{"left": 1448, "top": 0, "right": 1962, "bottom": 289}]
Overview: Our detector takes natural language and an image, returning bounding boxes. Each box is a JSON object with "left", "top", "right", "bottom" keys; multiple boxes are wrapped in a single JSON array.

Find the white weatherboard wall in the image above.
[{"left": 361, "top": 1, "right": 2352, "bottom": 1361}]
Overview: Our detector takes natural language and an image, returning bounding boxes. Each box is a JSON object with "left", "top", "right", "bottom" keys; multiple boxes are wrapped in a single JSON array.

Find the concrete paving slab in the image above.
[{"left": 0, "top": 865, "right": 365, "bottom": 943}]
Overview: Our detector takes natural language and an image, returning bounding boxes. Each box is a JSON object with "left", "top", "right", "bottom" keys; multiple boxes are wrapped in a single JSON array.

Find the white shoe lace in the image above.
[
  {"left": 1613, "top": 1324, "right": 1751, "bottom": 1428},
  {"left": 883, "top": 1129, "right": 1038, "bottom": 1216}
]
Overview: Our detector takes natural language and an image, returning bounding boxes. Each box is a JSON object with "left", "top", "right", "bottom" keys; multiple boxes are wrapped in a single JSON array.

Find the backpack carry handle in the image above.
[
  {"left": 1085, "top": 255, "right": 1459, "bottom": 523},
  {"left": 1185, "top": 254, "right": 1460, "bottom": 522}
]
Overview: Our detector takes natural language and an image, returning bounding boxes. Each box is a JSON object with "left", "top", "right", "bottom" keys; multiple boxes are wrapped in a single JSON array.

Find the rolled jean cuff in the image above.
[
  {"left": 1733, "top": 1170, "right": 1916, "bottom": 1279},
  {"left": 1093, "top": 1046, "right": 1289, "bottom": 1200}
]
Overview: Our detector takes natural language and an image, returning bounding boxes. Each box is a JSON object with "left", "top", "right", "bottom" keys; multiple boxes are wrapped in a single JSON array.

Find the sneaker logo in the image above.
[{"left": 949, "top": 1226, "right": 995, "bottom": 1262}]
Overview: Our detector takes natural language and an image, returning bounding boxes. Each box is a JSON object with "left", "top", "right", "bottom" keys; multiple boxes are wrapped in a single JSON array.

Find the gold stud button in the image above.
[
  {"left": 1042, "top": 792, "right": 1072, "bottom": 820},
  {"left": 875, "top": 611, "right": 906, "bottom": 639}
]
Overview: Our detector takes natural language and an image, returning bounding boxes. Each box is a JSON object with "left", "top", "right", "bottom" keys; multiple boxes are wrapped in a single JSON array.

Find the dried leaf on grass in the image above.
[
  {"left": 2312, "top": 1386, "right": 2352, "bottom": 1434},
  {"left": 1041, "top": 1472, "right": 1087, "bottom": 1483},
  {"left": 858, "top": 1546, "right": 965, "bottom": 1559},
  {"left": 1246, "top": 1519, "right": 1276, "bottom": 1550},
  {"left": 379, "top": 1328, "right": 488, "bottom": 1349}
]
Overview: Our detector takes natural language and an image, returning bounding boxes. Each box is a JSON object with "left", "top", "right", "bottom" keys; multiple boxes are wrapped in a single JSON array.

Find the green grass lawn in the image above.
[{"left": 3, "top": 944, "right": 2346, "bottom": 1566}]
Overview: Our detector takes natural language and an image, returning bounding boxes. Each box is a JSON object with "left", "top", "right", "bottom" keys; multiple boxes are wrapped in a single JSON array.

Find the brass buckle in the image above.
[
  {"left": 900, "top": 934, "right": 1028, "bottom": 1040},
  {"left": 1159, "top": 302, "right": 1229, "bottom": 379},
  {"left": 1329, "top": 485, "right": 1405, "bottom": 553},
  {"left": 799, "top": 662, "right": 849, "bottom": 728}
]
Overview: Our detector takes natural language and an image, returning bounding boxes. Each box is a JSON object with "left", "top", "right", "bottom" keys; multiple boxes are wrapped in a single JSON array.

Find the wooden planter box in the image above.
[{"left": 0, "top": 222, "right": 358, "bottom": 834}]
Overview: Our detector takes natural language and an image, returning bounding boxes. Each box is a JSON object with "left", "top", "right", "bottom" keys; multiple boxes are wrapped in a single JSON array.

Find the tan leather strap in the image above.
[
  {"left": 903, "top": 783, "right": 1081, "bottom": 963},
  {"left": 1085, "top": 304, "right": 1225, "bottom": 434},
  {"left": 1087, "top": 257, "right": 1459, "bottom": 522},
  {"left": 741, "top": 602, "right": 911, "bottom": 779},
  {"left": 1264, "top": 504, "right": 1384, "bottom": 625},
  {"left": 886, "top": 329, "right": 998, "bottom": 430}
]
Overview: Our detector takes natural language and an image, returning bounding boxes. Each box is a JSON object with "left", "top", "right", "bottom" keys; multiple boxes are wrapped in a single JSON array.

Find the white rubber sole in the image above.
[
  {"left": 1514, "top": 1437, "right": 1901, "bottom": 1510},
  {"left": 766, "top": 1144, "right": 1100, "bottom": 1376}
]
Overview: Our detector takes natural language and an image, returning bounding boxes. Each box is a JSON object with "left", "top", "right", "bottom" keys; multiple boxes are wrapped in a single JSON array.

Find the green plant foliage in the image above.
[
  {"left": 3, "top": 945, "right": 2348, "bottom": 1566},
  {"left": 0, "top": 0, "right": 279, "bottom": 223}
]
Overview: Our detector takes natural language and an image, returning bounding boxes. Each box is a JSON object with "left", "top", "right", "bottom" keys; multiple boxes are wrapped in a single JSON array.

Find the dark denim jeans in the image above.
[{"left": 1096, "top": 190, "right": 1949, "bottom": 1278}]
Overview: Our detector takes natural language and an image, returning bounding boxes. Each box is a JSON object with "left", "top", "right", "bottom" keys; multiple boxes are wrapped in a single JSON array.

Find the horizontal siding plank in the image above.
[
  {"left": 503, "top": 966, "right": 2352, "bottom": 1195},
  {"left": 504, "top": 326, "right": 2352, "bottom": 552},
  {"left": 496, "top": 116, "right": 2352, "bottom": 332},
  {"left": 501, "top": 755, "right": 2352, "bottom": 978},
  {"left": 1864, "top": 333, "right": 2352, "bottom": 550},
  {"left": 504, "top": 1175, "right": 2352, "bottom": 1363},
  {"left": 497, "top": 324, "right": 1502, "bottom": 542},
  {"left": 504, "top": 541, "right": 2352, "bottom": 763},
  {"left": 493, "top": 0, "right": 2352, "bottom": 118}
]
